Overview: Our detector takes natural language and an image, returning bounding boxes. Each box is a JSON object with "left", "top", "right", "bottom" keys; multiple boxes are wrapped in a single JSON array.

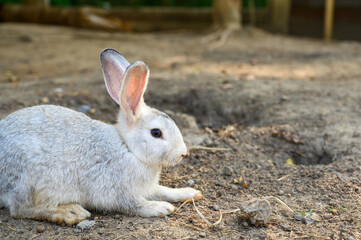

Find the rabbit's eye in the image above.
[{"left": 151, "top": 128, "right": 162, "bottom": 138}]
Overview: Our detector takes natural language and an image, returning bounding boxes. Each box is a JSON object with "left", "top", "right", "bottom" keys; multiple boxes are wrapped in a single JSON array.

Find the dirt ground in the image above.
[{"left": 0, "top": 23, "right": 360, "bottom": 240}]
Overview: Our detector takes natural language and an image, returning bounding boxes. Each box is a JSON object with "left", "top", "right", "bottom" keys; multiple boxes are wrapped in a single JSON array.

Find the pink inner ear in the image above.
[
  {"left": 104, "top": 62, "right": 122, "bottom": 103},
  {"left": 125, "top": 67, "right": 147, "bottom": 115},
  {"left": 100, "top": 49, "right": 130, "bottom": 105}
]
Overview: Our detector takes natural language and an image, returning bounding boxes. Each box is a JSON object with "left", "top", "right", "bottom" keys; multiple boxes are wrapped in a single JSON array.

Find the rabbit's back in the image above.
[{"left": 0, "top": 105, "right": 127, "bottom": 209}]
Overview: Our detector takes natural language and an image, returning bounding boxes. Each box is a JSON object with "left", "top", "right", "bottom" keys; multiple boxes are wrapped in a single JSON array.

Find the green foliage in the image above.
[{"left": 294, "top": 209, "right": 314, "bottom": 217}]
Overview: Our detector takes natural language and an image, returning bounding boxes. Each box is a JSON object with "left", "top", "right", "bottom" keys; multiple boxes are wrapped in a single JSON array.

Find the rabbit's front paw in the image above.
[
  {"left": 138, "top": 201, "right": 175, "bottom": 217},
  {"left": 175, "top": 188, "right": 203, "bottom": 202}
]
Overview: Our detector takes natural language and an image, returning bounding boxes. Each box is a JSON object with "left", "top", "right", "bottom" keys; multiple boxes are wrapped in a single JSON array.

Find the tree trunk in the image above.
[{"left": 212, "top": 0, "right": 241, "bottom": 30}]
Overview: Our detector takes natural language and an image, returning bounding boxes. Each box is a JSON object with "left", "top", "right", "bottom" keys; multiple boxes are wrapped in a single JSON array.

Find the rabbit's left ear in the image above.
[
  {"left": 120, "top": 61, "right": 149, "bottom": 121},
  {"left": 100, "top": 49, "right": 130, "bottom": 104}
]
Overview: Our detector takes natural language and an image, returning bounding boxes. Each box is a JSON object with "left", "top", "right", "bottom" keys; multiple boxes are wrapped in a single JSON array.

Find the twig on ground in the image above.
[
  {"left": 190, "top": 146, "right": 231, "bottom": 151},
  {"left": 277, "top": 172, "right": 297, "bottom": 181},
  {"left": 191, "top": 198, "right": 240, "bottom": 228},
  {"left": 263, "top": 196, "right": 294, "bottom": 214},
  {"left": 175, "top": 199, "right": 192, "bottom": 213},
  {"left": 192, "top": 198, "right": 222, "bottom": 227}
]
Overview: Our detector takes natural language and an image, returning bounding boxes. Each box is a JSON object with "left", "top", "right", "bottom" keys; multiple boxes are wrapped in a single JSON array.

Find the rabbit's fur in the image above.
[{"left": 0, "top": 49, "right": 201, "bottom": 225}]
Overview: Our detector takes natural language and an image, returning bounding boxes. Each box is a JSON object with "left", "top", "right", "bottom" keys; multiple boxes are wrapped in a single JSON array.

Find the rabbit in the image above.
[{"left": 0, "top": 48, "right": 202, "bottom": 225}]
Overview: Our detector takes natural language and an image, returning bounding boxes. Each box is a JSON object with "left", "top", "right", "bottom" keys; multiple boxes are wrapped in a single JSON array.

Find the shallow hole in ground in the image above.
[{"left": 291, "top": 146, "right": 335, "bottom": 165}]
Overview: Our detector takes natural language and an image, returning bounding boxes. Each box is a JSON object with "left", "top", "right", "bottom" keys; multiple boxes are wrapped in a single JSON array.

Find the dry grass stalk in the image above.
[{"left": 191, "top": 146, "right": 231, "bottom": 151}]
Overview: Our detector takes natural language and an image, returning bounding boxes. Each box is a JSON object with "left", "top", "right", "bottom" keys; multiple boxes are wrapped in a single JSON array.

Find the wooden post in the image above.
[
  {"left": 270, "top": 0, "right": 291, "bottom": 33},
  {"left": 324, "top": 0, "right": 335, "bottom": 41}
]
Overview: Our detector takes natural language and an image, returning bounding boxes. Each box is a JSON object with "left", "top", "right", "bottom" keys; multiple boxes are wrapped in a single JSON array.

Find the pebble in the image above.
[
  {"left": 36, "top": 224, "right": 46, "bottom": 233},
  {"left": 278, "top": 190, "right": 284, "bottom": 195},
  {"left": 186, "top": 179, "right": 195, "bottom": 187},
  {"left": 212, "top": 204, "right": 219, "bottom": 211},
  {"left": 323, "top": 213, "right": 332, "bottom": 219},
  {"left": 68, "top": 99, "right": 76, "bottom": 106},
  {"left": 191, "top": 173, "right": 197, "bottom": 178},
  {"left": 223, "top": 166, "right": 233, "bottom": 176},
  {"left": 347, "top": 237, "right": 354, "bottom": 240},
  {"left": 41, "top": 97, "right": 49, "bottom": 104},
  {"left": 242, "top": 221, "right": 249, "bottom": 227},
  {"left": 78, "top": 105, "right": 92, "bottom": 113},
  {"left": 97, "top": 229, "right": 105, "bottom": 235},
  {"left": 281, "top": 95, "right": 290, "bottom": 101},
  {"left": 73, "top": 228, "right": 82, "bottom": 234},
  {"left": 199, "top": 232, "right": 207, "bottom": 238},
  {"left": 54, "top": 88, "right": 63, "bottom": 97},
  {"left": 81, "top": 236, "right": 90, "bottom": 240},
  {"left": 77, "top": 220, "right": 96, "bottom": 230},
  {"left": 114, "top": 214, "right": 121, "bottom": 219}
]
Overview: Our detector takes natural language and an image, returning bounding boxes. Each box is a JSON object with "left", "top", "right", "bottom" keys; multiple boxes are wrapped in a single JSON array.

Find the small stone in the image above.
[
  {"left": 191, "top": 173, "right": 197, "bottom": 178},
  {"left": 9, "top": 75, "right": 18, "bottom": 83},
  {"left": 331, "top": 208, "right": 337, "bottom": 214},
  {"left": 94, "top": 216, "right": 99, "bottom": 220},
  {"left": 223, "top": 166, "right": 233, "bottom": 176},
  {"left": 199, "top": 232, "right": 207, "bottom": 238},
  {"left": 41, "top": 97, "right": 49, "bottom": 104},
  {"left": 81, "top": 236, "right": 90, "bottom": 240},
  {"left": 280, "top": 223, "right": 291, "bottom": 231},
  {"left": 97, "top": 229, "right": 105, "bottom": 235},
  {"left": 77, "top": 220, "right": 96, "bottom": 230},
  {"left": 73, "top": 228, "right": 82, "bottom": 234},
  {"left": 212, "top": 204, "right": 219, "bottom": 211},
  {"left": 54, "top": 88, "right": 63, "bottom": 97},
  {"left": 278, "top": 190, "right": 284, "bottom": 195},
  {"left": 323, "top": 213, "right": 332, "bottom": 219},
  {"left": 303, "top": 213, "right": 320, "bottom": 224},
  {"left": 294, "top": 214, "right": 303, "bottom": 221},
  {"left": 281, "top": 95, "right": 290, "bottom": 101},
  {"left": 36, "top": 224, "right": 46, "bottom": 233},
  {"left": 114, "top": 214, "right": 121, "bottom": 219},
  {"left": 78, "top": 105, "right": 92, "bottom": 113},
  {"left": 347, "top": 237, "right": 354, "bottom": 240},
  {"left": 68, "top": 99, "right": 76, "bottom": 105},
  {"left": 186, "top": 179, "right": 195, "bottom": 187},
  {"left": 287, "top": 193, "right": 292, "bottom": 197},
  {"left": 242, "top": 221, "right": 249, "bottom": 227}
]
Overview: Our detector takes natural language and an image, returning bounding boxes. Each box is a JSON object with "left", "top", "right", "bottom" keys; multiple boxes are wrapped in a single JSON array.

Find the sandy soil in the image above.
[{"left": 0, "top": 23, "right": 360, "bottom": 240}]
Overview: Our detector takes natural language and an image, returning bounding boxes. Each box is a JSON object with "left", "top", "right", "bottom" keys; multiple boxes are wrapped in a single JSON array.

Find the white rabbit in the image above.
[{"left": 0, "top": 49, "right": 202, "bottom": 225}]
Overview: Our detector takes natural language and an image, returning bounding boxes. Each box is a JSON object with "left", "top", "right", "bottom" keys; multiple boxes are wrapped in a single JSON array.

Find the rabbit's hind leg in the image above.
[
  {"left": 10, "top": 203, "right": 91, "bottom": 225},
  {"left": 51, "top": 204, "right": 91, "bottom": 225}
]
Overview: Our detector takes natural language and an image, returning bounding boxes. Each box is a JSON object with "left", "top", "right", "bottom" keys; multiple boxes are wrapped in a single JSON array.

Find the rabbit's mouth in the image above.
[{"left": 163, "top": 155, "right": 183, "bottom": 167}]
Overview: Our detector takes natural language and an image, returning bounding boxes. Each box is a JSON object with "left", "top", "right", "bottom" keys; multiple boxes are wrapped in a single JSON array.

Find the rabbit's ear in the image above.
[
  {"left": 120, "top": 61, "right": 149, "bottom": 121},
  {"left": 100, "top": 49, "right": 130, "bottom": 104}
]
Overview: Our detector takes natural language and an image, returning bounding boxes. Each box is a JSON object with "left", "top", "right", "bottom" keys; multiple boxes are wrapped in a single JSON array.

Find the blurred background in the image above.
[{"left": 1, "top": 0, "right": 360, "bottom": 40}]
